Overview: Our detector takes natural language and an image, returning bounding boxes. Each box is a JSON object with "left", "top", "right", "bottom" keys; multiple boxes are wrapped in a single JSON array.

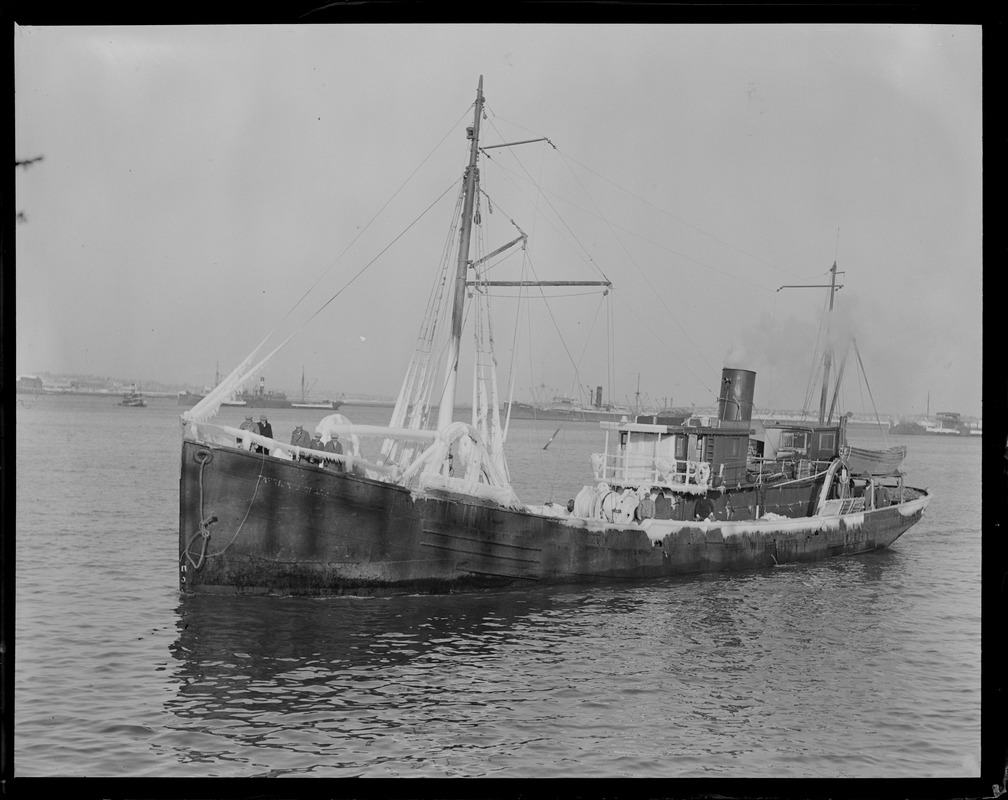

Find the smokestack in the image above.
[
  {"left": 595, "top": 386, "right": 602, "bottom": 408},
  {"left": 717, "top": 368, "right": 756, "bottom": 422}
]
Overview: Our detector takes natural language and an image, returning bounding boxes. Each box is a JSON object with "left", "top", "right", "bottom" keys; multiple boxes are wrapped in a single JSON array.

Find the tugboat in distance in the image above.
[{"left": 118, "top": 383, "right": 147, "bottom": 407}]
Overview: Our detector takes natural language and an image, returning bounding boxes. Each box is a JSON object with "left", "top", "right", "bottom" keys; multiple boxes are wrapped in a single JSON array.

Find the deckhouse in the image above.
[{"left": 588, "top": 368, "right": 855, "bottom": 522}]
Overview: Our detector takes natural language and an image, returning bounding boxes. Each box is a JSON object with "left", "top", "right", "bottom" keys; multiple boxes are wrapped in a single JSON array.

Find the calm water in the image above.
[{"left": 14, "top": 394, "right": 982, "bottom": 778}]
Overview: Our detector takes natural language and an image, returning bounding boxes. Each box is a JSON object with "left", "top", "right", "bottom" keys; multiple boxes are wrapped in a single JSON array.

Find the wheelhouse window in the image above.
[
  {"left": 780, "top": 431, "right": 808, "bottom": 450},
  {"left": 818, "top": 432, "right": 835, "bottom": 451}
]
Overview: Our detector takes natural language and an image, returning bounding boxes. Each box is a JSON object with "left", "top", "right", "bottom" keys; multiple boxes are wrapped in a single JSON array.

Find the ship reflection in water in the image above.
[{"left": 164, "top": 555, "right": 911, "bottom": 777}]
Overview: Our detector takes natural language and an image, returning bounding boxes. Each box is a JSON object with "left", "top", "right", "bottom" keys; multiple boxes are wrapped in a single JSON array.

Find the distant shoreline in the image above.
[{"left": 18, "top": 389, "right": 979, "bottom": 432}]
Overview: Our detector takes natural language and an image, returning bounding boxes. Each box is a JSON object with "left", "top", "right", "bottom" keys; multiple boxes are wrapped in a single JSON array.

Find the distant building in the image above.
[{"left": 16, "top": 374, "right": 44, "bottom": 393}]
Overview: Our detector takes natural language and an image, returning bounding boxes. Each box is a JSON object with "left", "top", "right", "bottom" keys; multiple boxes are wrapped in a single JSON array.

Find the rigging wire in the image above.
[
  {"left": 546, "top": 144, "right": 811, "bottom": 284},
  {"left": 483, "top": 131, "right": 722, "bottom": 384},
  {"left": 255, "top": 107, "right": 473, "bottom": 360},
  {"left": 571, "top": 291, "right": 608, "bottom": 399},
  {"left": 489, "top": 108, "right": 812, "bottom": 292},
  {"left": 485, "top": 150, "right": 775, "bottom": 294},
  {"left": 478, "top": 117, "right": 725, "bottom": 410},
  {"left": 852, "top": 339, "right": 891, "bottom": 442},
  {"left": 553, "top": 145, "right": 712, "bottom": 403},
  {"left": 483, "top": 112, "right": 609, "bottom": 285},
  {"left": 800, "top": 285, "right": 832, "bottom": 418},
  {"left": 607, "top": 287, "right": 615, "bottom": 409},
  {"left": 553, "top": 149, "right": 717, "bottom": 379},
  {"left": 191, "top": 136, "right": 470, "bottom": 422},
  {"left": 611, "top": 290, "right": 715, "bottom": 403},
  {"left": 306, "top": 180, "right": 462, "bottom": 326}
]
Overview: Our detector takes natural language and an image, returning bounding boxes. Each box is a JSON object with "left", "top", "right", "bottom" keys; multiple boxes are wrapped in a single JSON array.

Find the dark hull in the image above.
[
  {"left": 178, "top": 393, "right": 249, "bottom": 408},
  {"left": 290, "top": 400, "right": 344, "bottom": 410},
  {"left": 235, "top": 396, "right": 293, "bottom": 409},
  {"left": 179, "top": 394, "right": 341, "bottom": 410},
  {"left": 179, "top": 440, "right": 929, "bottom": 597},
  {"left": 506, "top": 403, "right": 630, "bottom": 422},
  {"left": 229, "top": 396, "right": 344, "bottom": 410}
]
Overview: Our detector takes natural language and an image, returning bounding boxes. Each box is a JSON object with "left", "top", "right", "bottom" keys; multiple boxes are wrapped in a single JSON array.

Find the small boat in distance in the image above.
[
  {"left": 290, "top": 367, "right": 344, "bottom": 410},
  {"left": 178, "top": 77, "right": 928, "bottom": 597},
  {"left": 118, "top": 384, "right": 148, "bottom": 407}
]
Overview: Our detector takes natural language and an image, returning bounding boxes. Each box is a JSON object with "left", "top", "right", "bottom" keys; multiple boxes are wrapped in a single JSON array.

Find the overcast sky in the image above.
[{"left": 14, "top": 24, "right": 982, "bottom": 418}]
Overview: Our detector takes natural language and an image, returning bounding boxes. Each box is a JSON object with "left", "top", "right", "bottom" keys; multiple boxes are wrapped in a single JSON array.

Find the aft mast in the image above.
[
  {"left": 817, "top": 260, "right": 839, "bottom": 424},
  {"left": 436, "top": 75, "right": 485, "bottom": 432}
]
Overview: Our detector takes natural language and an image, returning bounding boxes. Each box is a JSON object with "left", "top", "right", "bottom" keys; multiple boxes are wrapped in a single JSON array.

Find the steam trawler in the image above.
[{"left": 178, "top": 77, "right": 928, "bottom": 596}]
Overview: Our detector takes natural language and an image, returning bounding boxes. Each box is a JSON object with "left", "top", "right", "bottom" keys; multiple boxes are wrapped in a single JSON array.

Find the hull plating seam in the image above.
[{"left": 420, "top": 540, "right": 541, "bottom": 565}]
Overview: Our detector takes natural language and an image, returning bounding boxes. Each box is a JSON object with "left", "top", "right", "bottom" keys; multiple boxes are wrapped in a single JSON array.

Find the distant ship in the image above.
[
  {"left": 924, "top": 411, "right": 969, "bottom": 435},
  {"left": 890, "top": 410, "right": 976, "bottom": 436},
  {"left": 117, "top": 384, "right": 148, "bottom": 408},
  {"left": 178, "top": 390, "right": 246, "bottom": 407},
  {"left": 505, "top": 397, "right": 630, "bottom": 423},
  {"left": 231, "top": 376, "right": 292, "bottom": 409},
  {"left": 290, "top": 368, "right": 344, "bottom": 410}
]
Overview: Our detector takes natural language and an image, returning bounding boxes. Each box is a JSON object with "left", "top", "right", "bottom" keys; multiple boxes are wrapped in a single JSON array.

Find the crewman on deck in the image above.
[
  {"left": 323, "top": 435, "right": 344, "bottom": 472},
  {"left": 876, "top": 484, "right": 890, "bottom": 507},
  {"left": 290, "top": 424, "right": 311, "bottom": 460},
  {"left": 694, "top": 493, "right": 715, "bottom": 522},
  {"left": 256, "top": 415, "right": 273, "bottom": 454},
  {"left": 837, "top": 465, "right": 851, "bottom": 499},
  {"left": 238, "top": 414, "right": 258, "bottom": 450},
  {"left": 308, "top": 432, "right": 325, "bottom": 464}
]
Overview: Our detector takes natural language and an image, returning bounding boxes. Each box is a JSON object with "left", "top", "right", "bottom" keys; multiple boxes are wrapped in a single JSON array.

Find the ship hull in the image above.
[
  {"left": 506, "top": 403, "right": 629, "bottom": 422},
  {"left": 237, "top": 397, "right": 293, "bottom": 409},
  {"left": 179, "top": 440, "right": 929, "bottom": 596}
]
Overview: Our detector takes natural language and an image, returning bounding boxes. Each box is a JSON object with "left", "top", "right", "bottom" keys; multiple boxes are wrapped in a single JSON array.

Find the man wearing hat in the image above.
[
  {"left": 256, "top": 414, "right": 273, "bottom": 453},
  {"left": 290, "top": 424, "right": 311, "bottom": 461},
  {"left": 238, "top": 414, "right": 257, "bottom": 450},
  {"left": 308, "top": 431, "right": 326, "bottom": 465},
  {"left": 323, "top": 433, "right": 344, "bottom": 472}
]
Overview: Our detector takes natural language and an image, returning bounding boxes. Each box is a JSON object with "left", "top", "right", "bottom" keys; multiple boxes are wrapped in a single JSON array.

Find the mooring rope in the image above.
[
  {"left": 181, "top": 448, "right": 216, "bottom": 570},
  {"left": 181, "top": 447, "right": 268, "bottom": 570}
]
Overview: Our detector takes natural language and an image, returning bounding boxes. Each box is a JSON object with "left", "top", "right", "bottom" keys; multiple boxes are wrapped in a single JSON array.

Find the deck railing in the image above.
[
  {"left": 591, "top": 451, "right": 711, "bottom": 494},
  {"left": 746, "top": 456, "right": 834, "bottom": 483},
  {"left": 818, "top": 496, "right": 867, "bottom": 516}
]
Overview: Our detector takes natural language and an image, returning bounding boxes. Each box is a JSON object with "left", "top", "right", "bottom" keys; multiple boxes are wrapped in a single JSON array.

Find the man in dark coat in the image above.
[
  {"left": 694, "top": 494, "right": 716, "bottom": 521},
  {"left": 323, "top": 435, "right": 344, "bottom": 472},
  {"left": 307, "top": 432, "right": 326, "bottom": 465},
  {"left": 256, "top": 415, "right": 273, "bottom": 453}
]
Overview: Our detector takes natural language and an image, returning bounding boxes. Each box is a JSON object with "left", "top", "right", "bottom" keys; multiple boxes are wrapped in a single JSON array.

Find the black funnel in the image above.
[{"left": 717, "top": 368, "right": 756, "bottom": 422}]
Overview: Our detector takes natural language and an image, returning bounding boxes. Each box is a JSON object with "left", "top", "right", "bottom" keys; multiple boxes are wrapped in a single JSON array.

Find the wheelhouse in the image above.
[
  {"left": 593, "top": 414, "right": 753, "bottom": 494},
  {"left": 756, "top": 418, "right": 848, "bottom": 480}
]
